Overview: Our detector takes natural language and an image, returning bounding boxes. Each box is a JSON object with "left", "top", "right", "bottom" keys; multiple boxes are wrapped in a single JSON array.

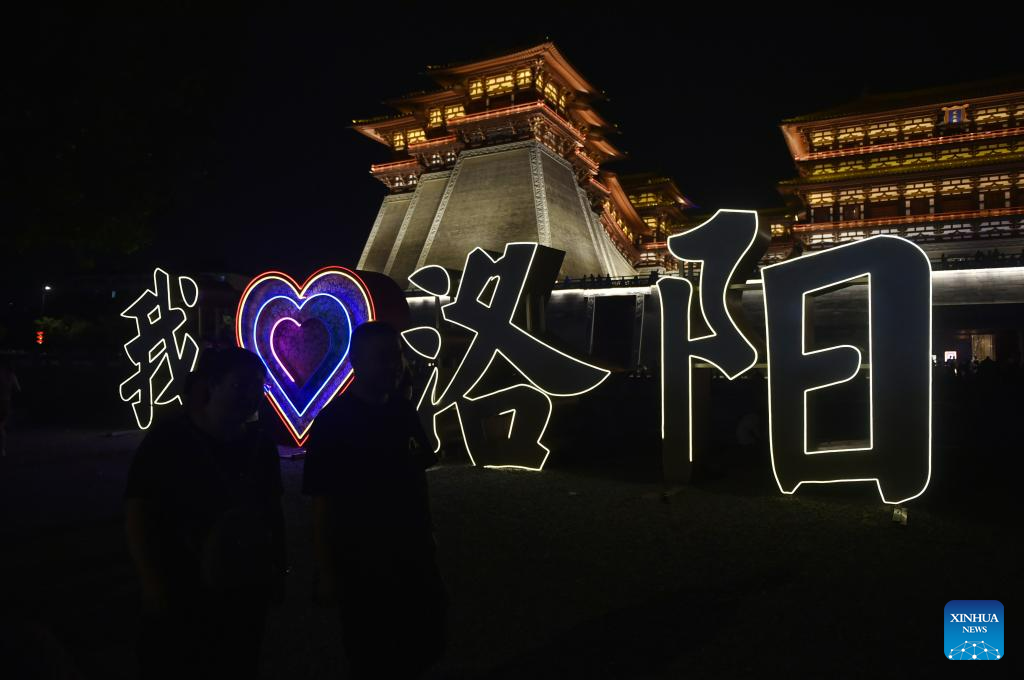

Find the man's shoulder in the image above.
[
  {"left": 139, "top": 414, "right": 196, "bottom": 453},
  {"left": 306, "top": 392, "right": 365, "bottom": 452},
  {"left": 313, "top": 392, "right": 360, "bottom": 428},
  {"left": 126, "top": 414, "right": 196, "bottom": 497}
]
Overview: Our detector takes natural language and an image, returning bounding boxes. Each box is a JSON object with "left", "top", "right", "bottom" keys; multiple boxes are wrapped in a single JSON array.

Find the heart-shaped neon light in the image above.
[
  {"left": 236, "top": 267, "right": 375, "bottom": 446},
  {"left": 257, "top": 295, "right": 351, "bottom": 415},
  {"left": 270, "top": 316, "right": 330, "bottom": 387}
]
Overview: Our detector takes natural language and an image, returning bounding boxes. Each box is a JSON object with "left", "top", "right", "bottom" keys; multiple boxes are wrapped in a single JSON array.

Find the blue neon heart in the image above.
[
  {"left": 236, "top": 268, "right": 375, "bottom": 446},
  {"left": 253, "top": 295, "right": 352, "bottom": 417}
]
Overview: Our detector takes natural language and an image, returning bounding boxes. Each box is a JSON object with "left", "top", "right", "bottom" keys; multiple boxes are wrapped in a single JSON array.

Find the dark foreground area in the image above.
[{"left": 0, "top": 426, "right": 1019, "bottom": 678}]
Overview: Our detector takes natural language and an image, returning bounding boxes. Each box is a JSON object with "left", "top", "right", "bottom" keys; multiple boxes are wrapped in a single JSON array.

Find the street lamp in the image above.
[{"left": 41, "top": 285, "right": 53, "bottom": 315}]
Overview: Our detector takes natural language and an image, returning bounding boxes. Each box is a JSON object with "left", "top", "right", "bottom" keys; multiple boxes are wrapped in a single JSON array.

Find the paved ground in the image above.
[{"left": 0, "top": 427, "right": 1018, "bottom": 678}]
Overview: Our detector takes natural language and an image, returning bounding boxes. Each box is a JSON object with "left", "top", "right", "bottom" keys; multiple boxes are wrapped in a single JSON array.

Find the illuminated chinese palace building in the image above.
[
  {"left": 610, "top": 173, "right": 796, "bottom": 275},
  {"left": 778, "top": 78, "right": 1024, "bottom": 362},
  {"left": 353, "top": 42, "right": 645, "bottom": 284},
  {"left": 778, "top": 77, "right": 1024, "bottom": 263},
  {"left": 617, "top": 173, "right": 695, "bottom": 272}
]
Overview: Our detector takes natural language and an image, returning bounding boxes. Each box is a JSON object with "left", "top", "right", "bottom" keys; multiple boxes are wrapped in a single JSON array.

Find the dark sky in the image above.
[{"left": 14, "top": 9, "right": 1023, "bottom": 282}]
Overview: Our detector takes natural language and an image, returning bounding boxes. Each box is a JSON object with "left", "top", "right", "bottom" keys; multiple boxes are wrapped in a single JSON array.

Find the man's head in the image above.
[
  {"left": 186, "top": 347, "right": 267, "bottom": 426},
  {"left": 350, "top": 321, "right": 403, "bottom": 394}
]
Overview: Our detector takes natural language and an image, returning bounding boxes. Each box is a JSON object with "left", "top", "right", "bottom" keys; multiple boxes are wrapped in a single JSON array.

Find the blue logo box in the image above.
[{"left": 945, "top": 600, "right": 1003, "bottom": 660}]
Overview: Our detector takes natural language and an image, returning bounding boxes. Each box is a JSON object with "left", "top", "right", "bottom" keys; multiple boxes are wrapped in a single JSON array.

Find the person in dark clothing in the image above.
[
  {"left": 124, "top": 348, "right": 286, "bottom": 679},
  {"left": 304, "top": 321, "right": 446, "bottom": 679}
]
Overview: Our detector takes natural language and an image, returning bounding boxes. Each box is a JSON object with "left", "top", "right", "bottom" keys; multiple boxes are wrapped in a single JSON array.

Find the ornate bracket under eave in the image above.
[{"left": 370, "top": 158, "right": 423, "bottom": 193}]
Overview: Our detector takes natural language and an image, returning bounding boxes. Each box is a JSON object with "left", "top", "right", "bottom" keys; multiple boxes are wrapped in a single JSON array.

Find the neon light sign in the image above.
[
  {"left": 133, "top": 210, "right": 930, "bottom": 502},
  {"left": 658, "top": 209, "right": 768, "bottom": 481},
  {"left": 761, "top": 236, "right": 932, "bottom": 504},
  {"left": 236, "top": 267, "right": 376, "bottom": 446},
  {"left": 119, "top": 268, "right": 200, "bottom": 429},
  {"left": 658, "top": 212, "right": 933, "bottom": 504},
  {"left": 402, "top": 243, "right": 609, "bottom": 470}
]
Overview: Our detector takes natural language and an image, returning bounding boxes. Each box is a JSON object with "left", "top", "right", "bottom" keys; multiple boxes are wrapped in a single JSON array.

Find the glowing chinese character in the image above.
[
  {"left": 658, "top": 210, "right": 769, "bottom": 480},
  {"left": 762, "top": 236, "right": 932, "bottom": 504},
  {"left": 119, "top": 268, "right": 200, "bottom": 429},
  {"left": 402, "top": 243, "right": 609, "bottom": 470}
]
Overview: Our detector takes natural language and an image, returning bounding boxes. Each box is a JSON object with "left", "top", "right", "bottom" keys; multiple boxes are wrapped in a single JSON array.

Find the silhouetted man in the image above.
[
  {"left": 304, "top": 321, "right": 446, "bottom": 678},
  {"left": 125, "top": 348, "right": 286, "bottom": 679}
]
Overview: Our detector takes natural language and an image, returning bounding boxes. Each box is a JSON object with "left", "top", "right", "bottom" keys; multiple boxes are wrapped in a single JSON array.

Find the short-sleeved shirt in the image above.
[
  {"left": 125, "top": 414, "right": 283, "bottom": 593},
  {"left": 302, "top": 390, "right": 436, "bottom": 553}
]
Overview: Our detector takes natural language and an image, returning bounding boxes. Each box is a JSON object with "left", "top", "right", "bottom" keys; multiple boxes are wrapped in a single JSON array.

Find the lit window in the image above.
[
  {"left": 837, "top": 126, "right": 865, "bottom": 144},
  {"left": 976, "top": 142, "right": 1011, "bottom": 156},
  {"left": 535, "top": 72, "right": 545, "bottom": 92},
  {"left": 868, "top": 186, "right": 899, "bottom": 201},
  {"left": 636, "top": 192, "right": 658, "bottom": 206},
  {"left": 469, "top": 79, "right": 483, "bottom": 99},
  {"left": 838, "top": 189, "right": 865, "bottom": 204},
  {"left": 868, "top": 121, "right": 899, "bottom": 141},
  {"left": 807, "top": 192, "right": 834, "bottom": 207},
  {"left": 867, "top": 155, "right": 900, "bottom": 169},
  {"left": 558, "top": 93, "right": 566, "bottom": 110},
  {"left": 770, "top": 223, "right": 787, "bottom": 237},
  {"left": 810, "top": 130, "right": 835, "bottom": 149},
  {"left": 902, "top": 151, "right": 934, "bottom": 165},
  {"left": 392, "top": 131, "right": 405, "bottom": 150},
  {"left": 406, "top": 129, "right": 425, "bottom": 145},
  {"left": 974, "top": 106, "right": 1009, "bottom": 125},
  {"left": 978, "top": 174, "right": 1012, "bottom": 190},
  {"left": 485, "top": 73, "right": 514, "bottom": 95},
  {"left": 544, "top": 81, "right": 560, "bottom": 104},
  {"left": 812, "top": 163, "right": 835, "bottom": 175},
  {"left": 903, "top": 182, "right": 935, "bottom": 198},
  {"left": 444, "top": 104, "right": 465, "bottom": 120},
  {"left": 836, "top": 160, "right": 866, "bottom": 173},
  {"left": 936, "top": 146, "right": 971, "bottom": 161},
  {"left": 643, "top": 216, "right": 658, "bottom": 228},
  {"left": 428, "top": 108, "right": 443, "bottom": 128},
  {"left": 939, "top": 178, "right": 972, "bottom": 195},
  {"left": 516, "top": 68, "right": 532, "bottom": 88},
  {"left": 901, "top": 116, "right": 933, "bottom": 135}
]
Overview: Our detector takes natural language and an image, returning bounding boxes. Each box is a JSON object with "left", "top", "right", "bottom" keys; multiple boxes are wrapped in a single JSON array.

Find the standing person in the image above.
[
  {"left": 124, "top": 348, "right": 287, "bottom": 679},
  {"left": 304, "top": 321, "right": 446, "bottom": 679},
  {"left": 0, "top": 357, "right": 21, "bottom": 456}
]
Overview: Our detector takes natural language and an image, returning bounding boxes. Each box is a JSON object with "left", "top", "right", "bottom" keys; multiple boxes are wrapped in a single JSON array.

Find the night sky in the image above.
[{"left": 12, "top": 9, "right": 1023, "bottom": 283}]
